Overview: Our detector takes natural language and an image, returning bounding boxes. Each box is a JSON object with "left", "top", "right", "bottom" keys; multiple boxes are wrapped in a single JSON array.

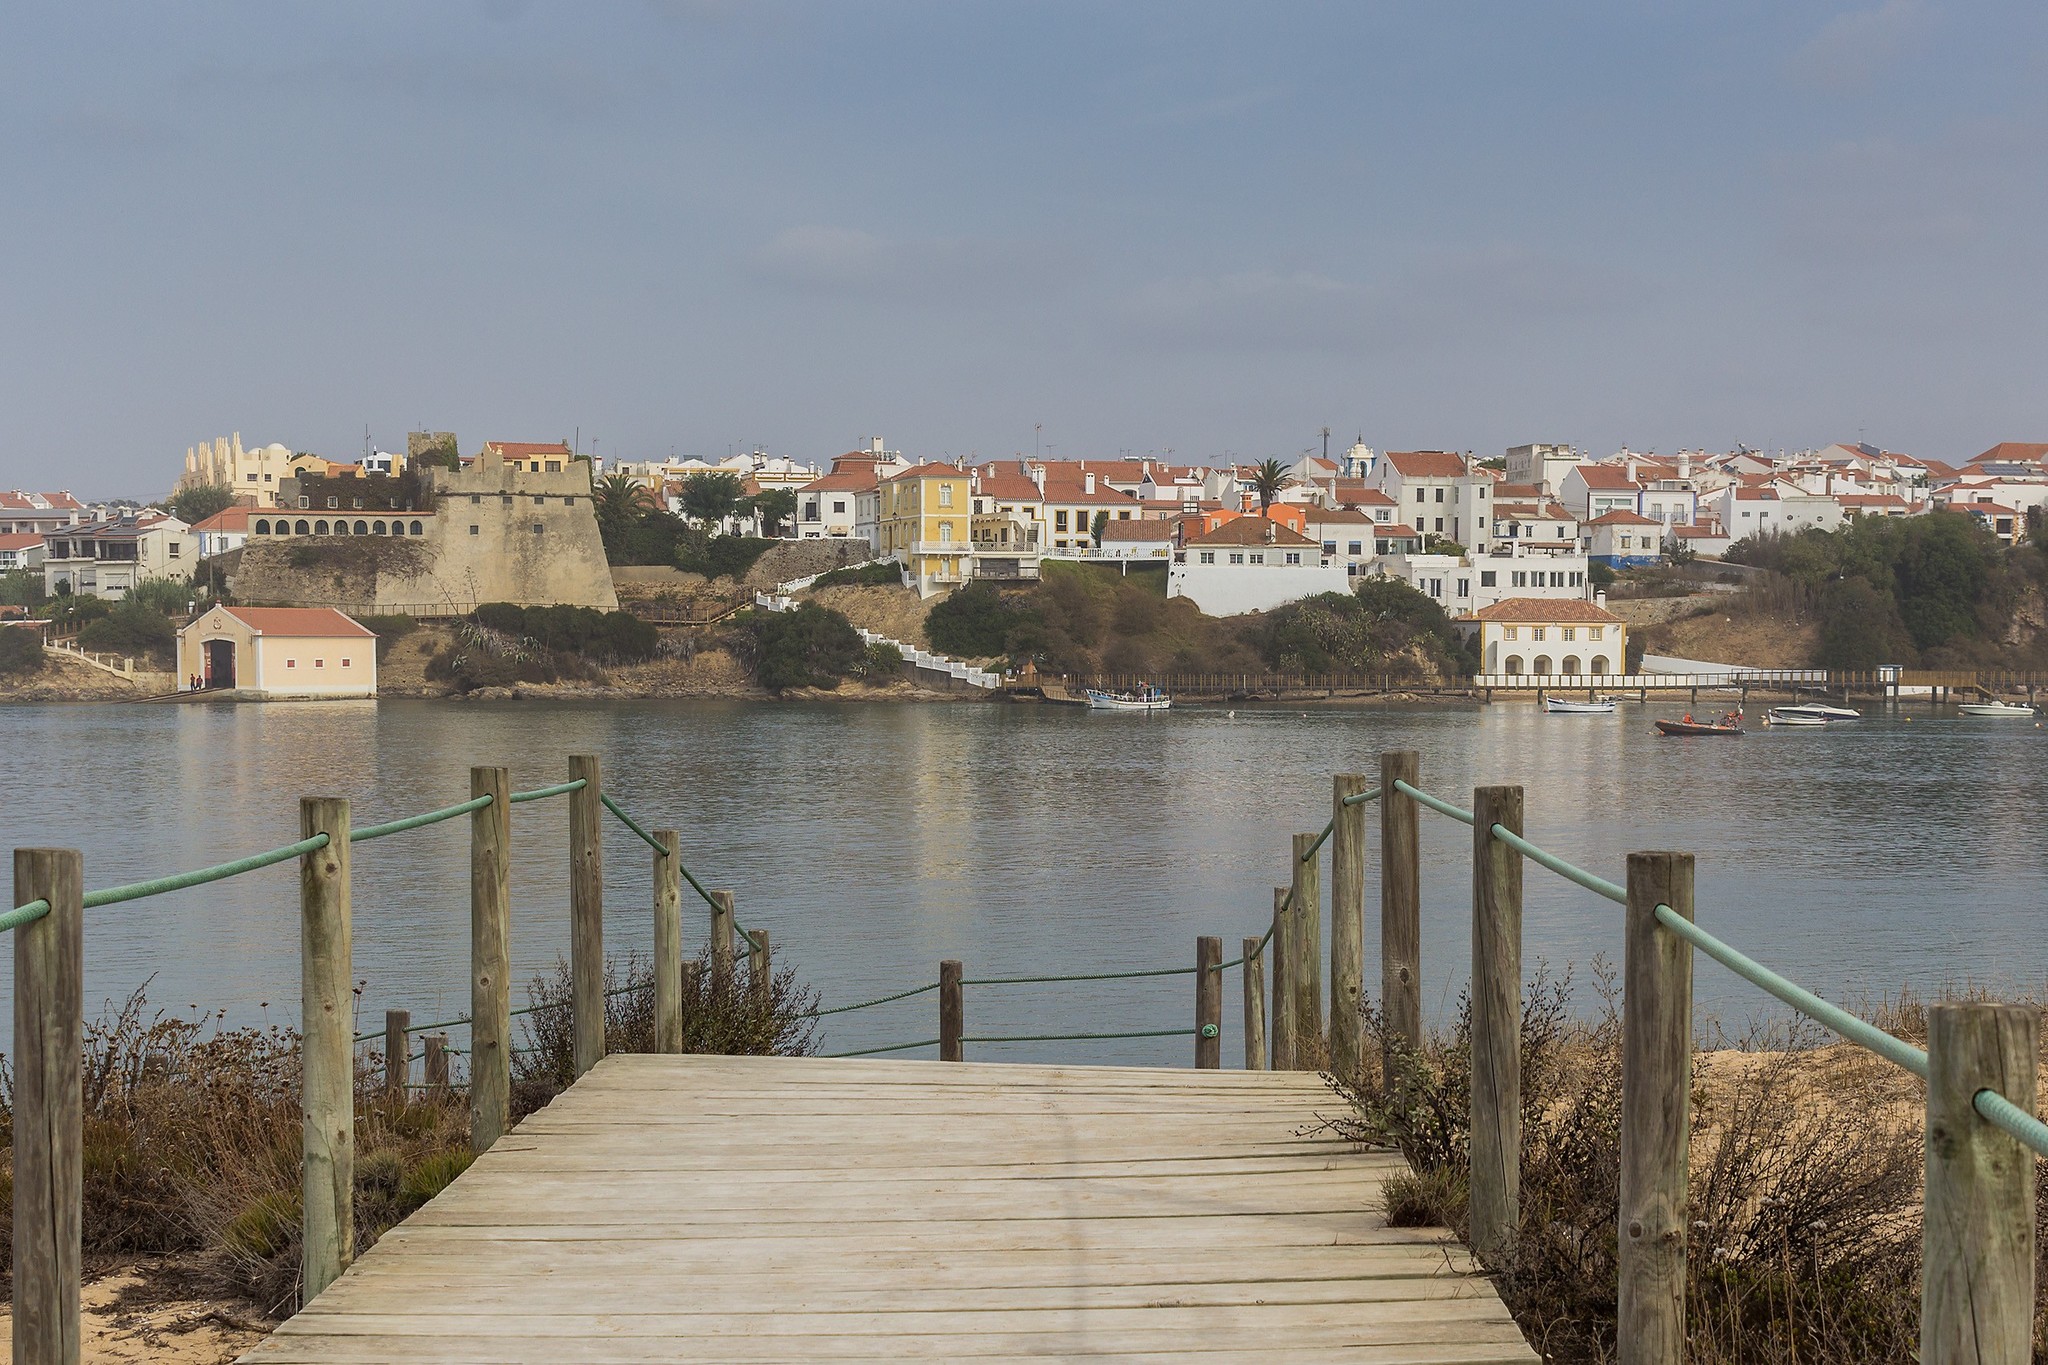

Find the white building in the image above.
[
  {"left": 0, "top": 533, "right": 44, "bottom": 571},
  {"left": 1303, "top": 508, "right": 1384, "bottom": 578},
  {"left": 1168, "top": 518, "right": 1348, "bottom": 616},
  {"left": 1370, "top": 450, "right": 1492, "bottom": 551},
  {"left": 0, "top": 491, "right": 88, "bottom": 537},
  {"left": 1582, "top": 511, "right": 1665, "bottom": 568},
  {"left": 1503, "top": 444, "right": 1586, "bottom": 498},
  {"left": 190, "top": 505, "right": 264, "bottom": 558},
  {"left": 1456, "top": 597, "right": 1628, "bottom": 679},
  {"left": 1371, "top": 542, "right": 1591, "bottom": 614},
  {"left": 794, "top": 458, "right": 885, "bottom": 542},
  {"left": 1560, "top": 464, "right": 1642, "bottom": 521},
  {"left": 42, "top": 513, "right": 195, "bottom": 599},
  {"left": 1093, "top": 519, "right": 1175, "bottom": 561}
]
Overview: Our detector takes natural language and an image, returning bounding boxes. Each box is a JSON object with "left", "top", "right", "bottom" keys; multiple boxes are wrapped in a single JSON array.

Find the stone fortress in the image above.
[{"left": 229, "top": 440, "right": 617, "bottom": 612}]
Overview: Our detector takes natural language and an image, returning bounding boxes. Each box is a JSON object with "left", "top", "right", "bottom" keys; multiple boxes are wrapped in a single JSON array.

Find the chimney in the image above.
[
  {"left": 870, "top": 437, "right": 884, "bottom": 456},
  {"left": 1625, "top": 455, "right": 1639, "bottom": 482},
  {"left": 1084, "top": 472, "right": 1095, "bottom": 495},
  {"left": 1264, "top": 520, "right": 1277, "bottom": 545},
  {"left": 1595, "top": 588, "right": 1607, "bottom": 608},
  {"left": 1677, "top": 451, "right": 1691, "bottom": 480},
  {"left": 1031, "top": 466, "right": 1046, "bottom": 496}
]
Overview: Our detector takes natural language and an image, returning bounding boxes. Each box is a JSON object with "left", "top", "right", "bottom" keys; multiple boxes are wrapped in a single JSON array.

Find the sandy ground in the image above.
[
  {"left": 1653, "top": 607, "right": 1819, "bottom": 668},
  {"left": 0, "top": 1265, "right": 271, "bottom": 1364},
  {"left": 802, "top": 583, "right": 936, "bottom": 649},
  {"left": 0, "top": 652, "right": 156, "bottom": 702}
]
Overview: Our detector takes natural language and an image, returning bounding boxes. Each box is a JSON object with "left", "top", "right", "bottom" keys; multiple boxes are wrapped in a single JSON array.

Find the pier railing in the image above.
[{"left": 12, "top": 748, "right": 2048, "bottom": 1361}]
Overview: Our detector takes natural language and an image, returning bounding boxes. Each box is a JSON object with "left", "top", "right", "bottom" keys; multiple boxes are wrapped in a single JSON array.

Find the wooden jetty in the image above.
[{"left": 243, "top": 1054, "right": 1535, "bottom": 1363}]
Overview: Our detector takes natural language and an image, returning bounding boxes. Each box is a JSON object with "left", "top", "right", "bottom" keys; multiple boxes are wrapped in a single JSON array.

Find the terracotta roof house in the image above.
[{"left": 176, "top": 605, "right": 377, "bottom": 700}]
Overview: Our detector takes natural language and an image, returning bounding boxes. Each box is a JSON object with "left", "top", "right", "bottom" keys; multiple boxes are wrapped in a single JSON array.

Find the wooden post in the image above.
[
  {"left": 1242, "top": 936, "right": 1267, "bottom": 1071},
  {"left": 1922, "top": 1002, "right": 2038, "bottom": 1363},
  {"left": 1470, "top": 786, "right": 1524, "bottom": 1264},
  {"left": 1289, "top": 832, "right": 1322, "bottom": 1066},
  {"left": 568, "top": 754, "right": 604, "bottom": 1078},
  {"left": 653, "top": 829, "right": 683, "bottom": 1053},
  {"left": 1619, "top": 851, "right": 1694, "bottom": 1364},
  {"left": 749, "top": 930, "right": 773, "bottom": 1012},
  {"left": 1379, "top": 751, "right": 1422, "bottom": 1080},
  {"left": 300, "top": 797, "right": 353, "bottom": 1306},
  {"left": 1269, "top": 888, "right": 1295, "bottom": 1070},
  {"left": 13, "top": 848, "right": 82, "bottom": 1365},
  {"left": 1195, "top": 936, "right": 1222, "bottom": 1069},
  {"left": 424, "top": 1034, "right": 451, "bottom": 1097},
  {"left": 709, "top": 890, "right": 736, "bottom": 991},
  {"left": 469, "top": 765, "right": 511, "bottom": 1152},
  {"left": 383, "top": 1009, "right": 409, "bottom": 1099},
  {"left": 1330, "top": 774, "right": 1370, "bottom": 1078},
  {"left": 939, "top": 960, "right": 964, "bottom": 1062}
]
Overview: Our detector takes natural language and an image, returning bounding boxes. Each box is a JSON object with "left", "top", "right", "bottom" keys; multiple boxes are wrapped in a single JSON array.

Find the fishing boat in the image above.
[
  {"left": 1655, "top": 712, "right": 1744, "bottom": 737},
  {"left": 1957, "top": 701, "right": 2039, "bottom": 718},
  {"left": 1085, "top": 685, "right": 1172, "bottom": 712},
  {"left": 1772, "top": 702, "right": 1861, "bottom": 721},
  {"left": 1544, "top": 696, "right": 1615, "bottom": 714},
  {"left": 1763, "top": 709, "right": 1828, "bottom": 727}
]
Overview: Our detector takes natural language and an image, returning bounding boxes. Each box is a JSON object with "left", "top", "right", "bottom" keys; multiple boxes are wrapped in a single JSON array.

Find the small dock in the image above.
[{"left": 243, "top": 1055, "right": 1535, "bottom": 1363}]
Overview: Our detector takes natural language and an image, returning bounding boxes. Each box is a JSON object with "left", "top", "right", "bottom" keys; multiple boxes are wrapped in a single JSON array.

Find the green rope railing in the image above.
[
  {"left": 509, "top": 778, "right": 586, "bottom": 803},
  {"left": 963, "top": 1028, "right": 1195, "bottom": 1044},
  {"left": 804, "top": 981, "right": 942, "bottom": 1018},
  {"left": 352, "top": 794, "right": 492, "bottom": 842},
  {"left": 599, "top": 793, "right": 666, "bottom": 853},
  {"left": 964, "top": 966, "right": 1196, "bottom": 986},
  {"left": 825, "top": 1038, "right": 941, "bottom": 1058},
  {"left": 1394, "top": 777, "right": 2048, "bottom": 1161}
]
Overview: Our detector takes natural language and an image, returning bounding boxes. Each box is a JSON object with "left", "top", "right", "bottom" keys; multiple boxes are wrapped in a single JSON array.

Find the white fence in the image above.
[{"left": 752, "top": 592, "right": 1000, "bottom": 689}]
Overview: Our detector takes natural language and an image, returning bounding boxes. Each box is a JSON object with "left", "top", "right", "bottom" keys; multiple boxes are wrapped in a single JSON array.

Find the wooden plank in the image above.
[
  {"left": 299, "top": 797, "right": 353, "bottom": 1306},
  {"left": 246, "top": 1054, "right": 1536, "bottom": 1364},
  {"left": 1619, "top": 852, "right": 1692, "bottom": 1365},
  {"left": 470, "top": 766, "right": 512, "bottom": 1150},
  {"left": 568, "top": 755, "right": 603, "bottom": 1077},
  {"left": 12, "top": 847, "right": 82, "bottom": 1365}
]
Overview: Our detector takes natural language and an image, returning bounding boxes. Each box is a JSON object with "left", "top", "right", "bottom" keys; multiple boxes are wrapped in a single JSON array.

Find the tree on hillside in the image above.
[
  {"left": 1249, "top": 458, "right": 1292, "bottom": 512},
  {"left": 679, "top": 472, "right": 747, "bottom": 529},
  {"left": 750, "top": 487, "right": 798, "bottom": 539},
  {"left": 170, "top": 483, "right": 235, "bottom": 526},
  {"left": 594, "top": 472, "right": 657, "bottom": 559}
]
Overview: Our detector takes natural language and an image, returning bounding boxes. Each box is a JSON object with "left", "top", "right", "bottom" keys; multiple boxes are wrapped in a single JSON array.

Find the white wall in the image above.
[{"left": 1167, "top": 560, "right": 1350, "bottom": 615}]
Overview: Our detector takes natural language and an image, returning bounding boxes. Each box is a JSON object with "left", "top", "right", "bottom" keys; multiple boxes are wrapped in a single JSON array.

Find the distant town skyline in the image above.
[{"left": 5, "top": 2, "right": 2047, "bottom": 498}]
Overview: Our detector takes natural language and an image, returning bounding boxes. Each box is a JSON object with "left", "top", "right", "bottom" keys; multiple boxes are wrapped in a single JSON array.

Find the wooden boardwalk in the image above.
[{"left": 243, "top": 1056, "right": 1536, "bottom": 1363}]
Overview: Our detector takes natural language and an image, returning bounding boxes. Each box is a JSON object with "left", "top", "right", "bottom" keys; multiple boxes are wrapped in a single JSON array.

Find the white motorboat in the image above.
[
  {"left": 1544, "top": 696, "right": 1615, "bottom": 714},
  {"left": 1772, "top": 702, "right": 1861, "bottom": 721},
  {"left": 1764, "top": 709, "right": 1829, "bottom": 727},
  {"left": 1086, "top": 686, "right": 1172, "bottom": 712},
  {"left": 1957, "top": 701, "right": 2039, "bottom": 718}
]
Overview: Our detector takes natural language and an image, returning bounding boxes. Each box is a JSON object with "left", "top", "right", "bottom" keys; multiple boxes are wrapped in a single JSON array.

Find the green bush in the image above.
[
  {"left": 1588, "top": 561, "right": 1617, "bottom": 588},
  {"left": 355, "top": 614, "right": 416, "bottom": 662},
  {"left": 466, "top": 604, "right": 658, "bottom": 664},
  {"left": 856, "top": 640, "right": 904, "bottom": 680},
  {"left": 79, "top": 603, "right": 176, "bottom": 664},
  {"left": 0, "top": 626, "right": 44, "bottom": 676},
  {"left": 749, "top": 603, "right": 864, "bottom": 690},
  {"left": 678, "top": 535, "right": 776, "bottom": 582},
  {"left": 926, "top": 582, "right": 1022, "bottom": 657},
  {"left": 811, "top": 561, "right": 906, "bottom": 589}
]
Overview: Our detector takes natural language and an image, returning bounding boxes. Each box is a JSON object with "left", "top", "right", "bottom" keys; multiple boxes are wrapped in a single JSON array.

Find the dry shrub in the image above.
[
  {"left": 1321, "top": 962, "right": 1943, "bottom": 1363},
  {"left": 511, "top": 946, "right": 819, "bottom": 1120}
]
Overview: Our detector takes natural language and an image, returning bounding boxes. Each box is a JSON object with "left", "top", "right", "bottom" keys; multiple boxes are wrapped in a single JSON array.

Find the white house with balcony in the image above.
[
  {"left": 1168, "top": 518, "right": 1347, "bottom": 615},
  {"left": 1369, "top": 450, "right": 1492, "bottom": 551},
  {"left": 1454, "top": 598, "right": 1627, "bottom": 680},
  {"left": 1370, "top": 541, "right": 1591, "bottom": 614},
  {"left": 41, "top": 513, "right": 196, "bottom": 600}
]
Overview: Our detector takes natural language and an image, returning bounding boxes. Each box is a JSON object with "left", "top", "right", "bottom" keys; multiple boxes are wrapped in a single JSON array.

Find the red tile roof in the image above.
[
  {"left": 1337, "top": 488, "right": 1397, "bottom": 507},
  {"left": 484, "top": 441, "right": 574, "bottom": 461},
  {"left": 1583, "top": 510, "right": 1660, "bottom": 526},
  {"left": 1382, "top": 450, "right": 1468, "bottom": 479},
  {"left": 1571, "top": 465, "right": 1642, "bottom": 490},
  {"left": 0, "top": 532, "right": 42, "bottom": 551},
  {"left": 1467, "top": 598, "right": 1623, "bottom": 624},
  {"left": 1185, "top": 518, "right": 1319, "bottom": 548},
  {"left": 0, "top": 491, "right": 85, "bottom": 511},
  {"left": 191, "top": 506, "right": 265, "bottom": 532},
  {"left": 887, "top": 462, "right": 967, "bottom": 481},
  {"left": 1973, "top": 442, "right": 2048, "bottom": 465},
  {"left": 799, "top": 470, "right": 878, "bottom": 494},
  {"left": 1493, "top": 483, "right": 1544, "bottom": 501},
  {"left": 216, "top": 607, "right": 376, "bottom": 638},
  {"left": 1098, "top": 520, "right": 1174, "bottom": 542},
  {"left": 1305, "top": 508, "right": 1379, "bottom": 526}
]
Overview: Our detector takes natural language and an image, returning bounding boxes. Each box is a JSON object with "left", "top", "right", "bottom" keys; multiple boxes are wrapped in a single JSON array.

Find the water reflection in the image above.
[{"left": 2, "top": 698, "right": 2043, "bottom": 1065}]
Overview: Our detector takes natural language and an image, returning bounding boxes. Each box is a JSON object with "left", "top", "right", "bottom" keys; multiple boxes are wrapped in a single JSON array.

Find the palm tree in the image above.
[
  {"left": 1250, "top": 458, "right": 1292, "bottom": 512},
  {"left": 594, "top": 472, "right": 656, "bottom": 558}
]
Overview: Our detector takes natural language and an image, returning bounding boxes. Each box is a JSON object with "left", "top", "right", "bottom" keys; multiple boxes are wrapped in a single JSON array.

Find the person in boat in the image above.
[{"left": 1682, "top": 713, "right": 1693, "bottom": 725}]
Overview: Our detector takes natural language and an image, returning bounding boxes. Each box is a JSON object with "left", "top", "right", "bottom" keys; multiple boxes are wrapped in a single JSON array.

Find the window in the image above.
[
  {"left": 1480, "top": 570, "right": 1496, "bottom": 587},
  {"left": 1478, "top": 486, "right": 1487, "bottom": 499},
  {"left": 1589, "top": 627, "right": 1604, "bottom": 640},
  {"left": 1433, "top": 518, "right": 1443, "bottom": 532},
  {"left": 1118, "top": 509, "right": 1132, "bottom": 519},
  {"left": 1248, "top": 552, "right": 1264, "bottom": 564},
  {"left": 373, "top": 522, "right": 387, "bottom": 535},
  {"left": 169, "top": 543, "right": 181, "bottom": 558},
  {"left": 1323, "top": 540, "right": 1338, "bottom": 554},
  {"left": 326, "top": 497, "right": 338, "bottom": 509},
  {"left": 1348, "top": 540, "right": 1363, "bottom": 555},
  {"left": 256, "top": 520, "right": 270, "bottom": 535},
  {"left": 1562, "top": 627, "right": 1576, "bottom": 641},
  {"left": 1570, "top": 571, "right": 1583, "bottom": 586},
  {"left": 469, "top": 524, "right": 479, "bottom": 535},
  {"left": 939, "top": 523, "right": 953, "bottom": 544},
  {"left": 1415, "top": 489, "right": 1426, "bottom": 504},
  {"left": 1434, "top": 488, "right": 1445, "bottom": 503},
  {"left": 410, "top": 520, "right": 423, "bottom": 535},
  {"left": 1285, "top": 552, "right": 1301, "bottom": 565},
  {"left": 1620, "top": 535, "right": 1631, "bottom": 550},
  {"left": 353, "top": 521, "right": 368, "bottom": 535},
  {"left": 315, "top": 520, "right": 330, "bottom": 534},
  {"left": 1533, "top": 627, "right": 1546, "bottom": 640},
  {"left": 353, "top": 498, "right": 364, "bottom": 509},
  {"left": 286, "top": 659, "right": 296, "bottom": 669},
  {"left": 832, "top": 499, "right": 846, "bottom": 514},
  {"left": 545, "top": 461, "right": 561, "bottom": 473},
  {"left": 1456, "top": 578, "right": 1469, "bottom": 597},
  {"left": 1504, "top": 626, "right": 1518, "bottom": 640},
  {"left": 938, "top": 484, "right": 953, "bottom": 508},
  {"left": 1228, "top": 552, "right": 1245, "bottom": 564},
  {"left": 1199, "top": 551, "right": 1215, "bottom": 564},
  {"left": 299, "top": 496, "right": 310, "bottom": 509},
  {"left": 1055, "top": 510, "right": 1068, "bottom": 531},
  {"left": 471, "top": 494, "right": 481, "bottom": 505},
  {"left": 534, "top": 495, "right": 547, "bottom": 505},
  {"left": 533, "top": 524, "right": 544, "bottom": 535},
  {"left": 295, "top": 520, "right": 309, "bottom": 534},
  {"left": 502, "top": 495, "right": 514, "bottom": 506},
  {"left": 247, "top": 472, "right": 258, "bottom": 482},
  {"left": 314, "top": 658, "right": 325, "bottom": 668},
  {"left": 562, "top": 496, "right": 574, "bottom": 506},
  {"left": 341, "top": 658, "right": 351, "bottom": 667}
]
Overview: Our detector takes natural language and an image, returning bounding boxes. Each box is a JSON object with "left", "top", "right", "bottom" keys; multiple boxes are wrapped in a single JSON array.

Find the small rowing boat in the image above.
[
  {"left": 1085, "top": 685, "right": 1172, "bottom": 712},
  {"left": 1957, "top": 701, "right": 2039, "bottom": 718},
  {"left": 1544, "top": 696, "right": 1615, "bottom": 714},
  {"left": 1655, "top": 712, "right": 1743, "bottom": 736}
]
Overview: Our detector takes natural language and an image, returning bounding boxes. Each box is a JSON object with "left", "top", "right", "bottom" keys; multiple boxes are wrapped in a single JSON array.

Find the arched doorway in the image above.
[
  {"left": 203, "top": 638, "right": 235, "bottom": 689},
  {"left": 1505, "top": 655, "right": 1524, "bottom": 676},
  {"left": 1533, "top": 655, "right": 1553, "bottom": 675},
  {"left": 1562, "top": 655, "right": 1582, "bottom": 675},
  {"left": 1591, "top": 657, "right": 1609, "bottom": 675}
]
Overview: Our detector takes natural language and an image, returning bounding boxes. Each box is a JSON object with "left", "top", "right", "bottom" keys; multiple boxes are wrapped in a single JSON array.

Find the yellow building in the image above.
[
  {"left": 879, "top": 463, "right": 972, "bottom": 597},
  {"left": 176, "top": 605, "right": 378, "bottom": 699}
]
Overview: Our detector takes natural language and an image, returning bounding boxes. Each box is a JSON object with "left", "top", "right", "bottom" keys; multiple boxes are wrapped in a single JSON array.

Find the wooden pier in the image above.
[{"left": 241, "top": 1055, "right": 1536, "bottom": 1363}]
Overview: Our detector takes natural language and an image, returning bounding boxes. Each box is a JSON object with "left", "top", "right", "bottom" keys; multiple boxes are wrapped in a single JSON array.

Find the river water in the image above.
[{"left": 2, "top": 697, "right": 2043, "bottom": 1065}]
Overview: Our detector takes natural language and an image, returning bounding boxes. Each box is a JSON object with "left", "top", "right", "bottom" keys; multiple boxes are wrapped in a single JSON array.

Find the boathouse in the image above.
[{"left": 176, "top": 605, "right": 377, "bottom": 698}]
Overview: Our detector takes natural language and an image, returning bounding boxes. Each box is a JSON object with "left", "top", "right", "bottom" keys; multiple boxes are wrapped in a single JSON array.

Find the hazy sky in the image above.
[{"left": 4, "top": 2, "right": 2046, "bottom": 497}]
